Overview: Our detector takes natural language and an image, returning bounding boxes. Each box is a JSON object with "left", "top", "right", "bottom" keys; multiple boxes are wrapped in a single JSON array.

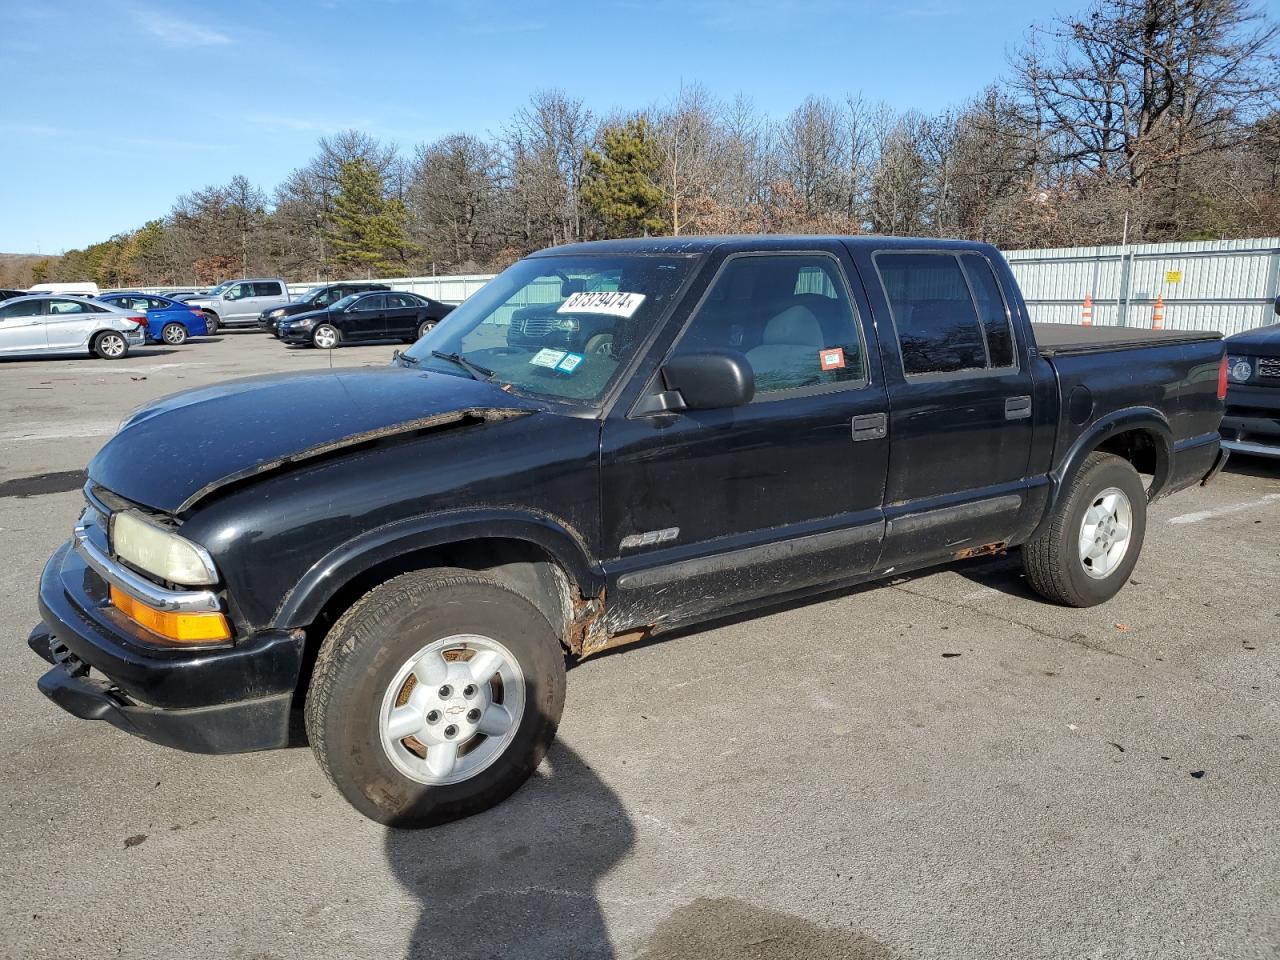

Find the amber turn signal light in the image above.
[{"left": 109, "top": 585, "right": 231, "bottom": 644}]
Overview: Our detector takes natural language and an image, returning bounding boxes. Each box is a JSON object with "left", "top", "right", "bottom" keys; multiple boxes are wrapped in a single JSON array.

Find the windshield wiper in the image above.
[
  {"left": 392, "top": 349, "right": 419, "bottom": 366},
  {"left": 431, "top": 350, "right": 495, "bottom": 381}
]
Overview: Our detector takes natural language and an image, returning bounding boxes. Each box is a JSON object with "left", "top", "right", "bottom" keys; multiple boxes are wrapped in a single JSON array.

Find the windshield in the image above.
[
  {"left": 208, "top": 281, "right": 233, "bottom": 296},
  {"left": 301, "top": 286, "right": 326, "bottom": 303},
  {"left": 403, "top": 254, "right": 696, "bottom": 403},
  {"left": 330, "top": 293, "right": 360, "bottom": 311}
]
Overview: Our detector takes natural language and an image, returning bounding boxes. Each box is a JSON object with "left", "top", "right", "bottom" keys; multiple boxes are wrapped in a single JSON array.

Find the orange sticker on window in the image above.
[{"left": 819, "top": 347, "right": 845, "bottom": 371}]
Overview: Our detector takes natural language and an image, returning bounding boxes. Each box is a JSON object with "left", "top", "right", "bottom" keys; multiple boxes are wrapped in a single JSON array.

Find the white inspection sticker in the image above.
[
  {"left": 557, "top": 291, "right": 646, "bottom": 318},
  {"left": 530, "top": 348, "right": 567, "bottom": 368}
]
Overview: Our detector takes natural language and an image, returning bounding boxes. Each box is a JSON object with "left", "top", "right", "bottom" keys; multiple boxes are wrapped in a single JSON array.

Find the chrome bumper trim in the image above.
[
  {"left": 1221, "top": 438, "right": 1280, "bottom": 459},
  {"left": 73, "top": 532, "right": 221, "bottom": 614}
]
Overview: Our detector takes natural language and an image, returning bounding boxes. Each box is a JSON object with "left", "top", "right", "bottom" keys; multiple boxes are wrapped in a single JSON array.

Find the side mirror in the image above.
[{"left": 654, "top": 349, "right": 755, "bottom": 412}]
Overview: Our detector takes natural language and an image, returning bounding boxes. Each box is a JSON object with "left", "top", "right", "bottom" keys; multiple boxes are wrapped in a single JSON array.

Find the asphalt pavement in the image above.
[{"left": 1, "top": 330, "right": 1277, "bottom": 959}]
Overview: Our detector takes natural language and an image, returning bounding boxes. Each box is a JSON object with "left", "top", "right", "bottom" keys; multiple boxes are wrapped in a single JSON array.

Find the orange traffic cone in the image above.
[
  {"left": 1152, "top": 295, "right": 1165, "bottom": 330},
  {"left": 1081, "top": 294, "right": 1093, "bottom": 327}
]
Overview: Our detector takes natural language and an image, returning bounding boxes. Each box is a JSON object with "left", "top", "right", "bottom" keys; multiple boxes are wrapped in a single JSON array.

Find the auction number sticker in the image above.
[
  {"left": 557, "top": 291, "right": 646, "bottom": 318},
  {"left": 530, "top": 348, "right": 567, "bottom": 368},
  {"left": 819, "top": 347, "right": 846, "bottom": 371}
]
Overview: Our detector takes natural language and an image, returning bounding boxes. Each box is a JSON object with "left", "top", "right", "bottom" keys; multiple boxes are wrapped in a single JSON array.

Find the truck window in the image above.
[
  {"left": 672, "top": 253, "right": 866, "bottom": 397},
  {"left": 875, "top": 252, "right": 989, "bottom": 376},
  {"left": 254, "top": 281, "right": 282, "bottom": 297},
  {"left": 961, "top": 255, "right": 1015, "bottom": 369}
]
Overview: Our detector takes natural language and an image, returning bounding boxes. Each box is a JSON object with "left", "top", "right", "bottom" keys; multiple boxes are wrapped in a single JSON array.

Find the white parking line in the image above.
[
  {"left": 0, "top": 422, "right": 118, "bottom": 443},
  {"left": 1167, "top": 493, "right": 1280, "bottom": 524}
]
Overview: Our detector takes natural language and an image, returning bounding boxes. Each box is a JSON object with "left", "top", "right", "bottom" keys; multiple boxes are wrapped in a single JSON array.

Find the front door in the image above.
[
  {"left": 600, "top": 249, "right": 891, "bottom": 632},
  {"left": 854, "top": 248, "right": 1037, "bottom": 569},
  {"left": 343, "top": 294, "right": 387, "bottom": 340},
  {"left": 0, "top": 299, "right": 47, "bottom": 354}
]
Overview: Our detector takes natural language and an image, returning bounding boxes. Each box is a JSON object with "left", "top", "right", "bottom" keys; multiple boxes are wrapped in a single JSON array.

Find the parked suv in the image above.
[
  {"left": 258, "top": 282, "right": 389, "bottom": 331},
  {"left": 186, "top": 279, "right": 290, "bottom": 329}
]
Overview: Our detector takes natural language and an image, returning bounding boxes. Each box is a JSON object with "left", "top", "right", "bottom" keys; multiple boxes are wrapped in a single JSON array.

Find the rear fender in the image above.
[{"left": 1033, "top": 408, "right": 1173, "bottom": 539}]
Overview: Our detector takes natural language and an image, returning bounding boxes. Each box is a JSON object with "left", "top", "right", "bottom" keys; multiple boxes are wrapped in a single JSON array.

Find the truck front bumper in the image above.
[
  {"left": 30, "top": 540, "right": 305, "bottom": 754},
  {"left": 1220, "top": 383, "right": 1280, "bottom": 458}
]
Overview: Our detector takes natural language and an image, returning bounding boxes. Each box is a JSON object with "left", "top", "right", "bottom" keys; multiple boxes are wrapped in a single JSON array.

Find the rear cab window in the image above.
[{"left": 874, "top": 251, "right": 1017, "bottom": 377}]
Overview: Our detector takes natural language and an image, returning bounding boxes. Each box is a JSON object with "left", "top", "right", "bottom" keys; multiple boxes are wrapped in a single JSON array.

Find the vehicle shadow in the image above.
[
  {"left": 385, "top": 741, "right": 632, "bottom": 960},
  {"left": 1222, "top": 454, "right": 1280, "bottom": 482}
]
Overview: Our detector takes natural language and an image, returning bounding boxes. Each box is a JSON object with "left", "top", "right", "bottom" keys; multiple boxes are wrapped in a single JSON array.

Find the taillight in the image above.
[
  {"left": 127, "top": 315, "right": 147, "bottom": 329},
  {"left": 190, "top": 309, "right": 204, "bottom": 320},
  {"left": 1217, "top": 355, "right": 1228, "bottom": 400}
]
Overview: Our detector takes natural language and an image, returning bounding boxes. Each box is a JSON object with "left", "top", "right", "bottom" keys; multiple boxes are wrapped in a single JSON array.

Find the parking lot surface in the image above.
[{"left": 2, "top": 332, "right": 1278, "bottom": 959}]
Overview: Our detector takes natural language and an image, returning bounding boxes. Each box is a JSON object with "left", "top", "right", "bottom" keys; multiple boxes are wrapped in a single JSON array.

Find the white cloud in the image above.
[{"left": 130, "top": 6, "right": 231, "bottom": 47}]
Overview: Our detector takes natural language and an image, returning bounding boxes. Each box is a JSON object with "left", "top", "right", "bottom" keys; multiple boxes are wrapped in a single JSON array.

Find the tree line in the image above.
[{"left": 21, "top": 0, "right": 1280, "bottom": 290}]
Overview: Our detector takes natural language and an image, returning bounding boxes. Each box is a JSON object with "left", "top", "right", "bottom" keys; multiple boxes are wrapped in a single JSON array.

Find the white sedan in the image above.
[{"left": 0, "top": 296, "right": 147, "bottom": 360}]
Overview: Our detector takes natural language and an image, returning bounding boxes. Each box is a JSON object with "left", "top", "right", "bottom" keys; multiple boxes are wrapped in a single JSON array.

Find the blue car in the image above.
[{"left": 98, "top": 293, "right": 210, "bottom": 345}]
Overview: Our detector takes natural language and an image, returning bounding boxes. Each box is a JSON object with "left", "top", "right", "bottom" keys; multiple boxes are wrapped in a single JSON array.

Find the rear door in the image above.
[
  {"left": 384, "top": 293, "right": 420, "bottom": 337},
  {"left": 600, "top": 247, "right": 891, "bottom": 631},
  {"left": 0, "top": 299, "right": 48, "bottom": 353},
  {"left": 854, "top": 247, "right": 1037, "bottom": 569},
  {"left": 241, "top": 281, "right": 283, "bottom": 320},
  {"left": 44, "top": 297, "right": 101, "bottom": 351}
]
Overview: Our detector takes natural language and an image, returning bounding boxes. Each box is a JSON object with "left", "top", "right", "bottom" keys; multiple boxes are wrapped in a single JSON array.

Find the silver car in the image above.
[
  {"left": 185, "top": 278, "right": 291, "bottom": 328},
  {"left": 0, "top": 296, "right": 147, "bottom": 360}
]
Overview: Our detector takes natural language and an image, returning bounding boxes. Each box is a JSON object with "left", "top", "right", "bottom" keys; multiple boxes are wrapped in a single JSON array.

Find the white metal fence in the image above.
[
  {"left": 1004, "top": 237, "right": 1280, "bottom": 337},
  {"left": 120, "top": 237, "right": 1280, "bottom": 339}
]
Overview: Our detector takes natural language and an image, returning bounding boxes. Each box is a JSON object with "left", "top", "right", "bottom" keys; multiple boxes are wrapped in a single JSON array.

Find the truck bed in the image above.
[{"left": 1032, "top": 322, "right": 1221, "bottom": 357}]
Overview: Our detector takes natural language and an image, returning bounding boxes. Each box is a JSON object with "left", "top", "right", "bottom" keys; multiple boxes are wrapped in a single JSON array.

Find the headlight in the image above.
[
  {"left": 112, "top": 511, "right": 217, "bottom": 585},
  {"left": 556, "top": 317, "right": 579, "bottom": 332},
  {"left": 1227, "top": 356, "right": 1253, "bottom": 382},
  {"left": 269, "top": 308, "right": 284, "bottom": 318}
]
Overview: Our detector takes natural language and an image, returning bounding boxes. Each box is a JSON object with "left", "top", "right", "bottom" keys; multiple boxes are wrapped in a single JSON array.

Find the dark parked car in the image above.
[
  {"left": 276, "top": 290, "right": 453, "bottom": 347},
  {"left": 1220, "top": 299, "right": 1280, "bottom": 458},
  {"left": 258, "top": 281, "right": 390, "bottom": 330},
  {"left": 0, "top": 288, "right": 27, "bottom": 301},
  {"left": 505, "top": 277, "right": 623, "bottom": 356},
  {"left": 165, "top": 291, "right": 206, "bottom": 302},
  {"left": 29, "top": 236, "right": 1226, "bottom": 828}
]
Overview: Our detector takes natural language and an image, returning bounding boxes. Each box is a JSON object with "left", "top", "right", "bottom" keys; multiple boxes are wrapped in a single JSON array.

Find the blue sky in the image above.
[{"left": 2, "top": 0, "right": 1113, "bottom": 252}]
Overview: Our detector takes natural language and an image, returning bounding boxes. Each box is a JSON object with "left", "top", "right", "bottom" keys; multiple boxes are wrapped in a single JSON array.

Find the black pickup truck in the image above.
[{"left": 28, "top": 237, "right": 1228, "bottom": 828}]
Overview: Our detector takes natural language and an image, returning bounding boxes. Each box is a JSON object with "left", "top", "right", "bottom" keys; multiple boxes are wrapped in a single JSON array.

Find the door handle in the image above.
[
  {"left": 1005, "top": 395, "right": 1032, "bottom": 420},
  {"left": 852, "top": 412, "right": 887, "bottom": 442}
]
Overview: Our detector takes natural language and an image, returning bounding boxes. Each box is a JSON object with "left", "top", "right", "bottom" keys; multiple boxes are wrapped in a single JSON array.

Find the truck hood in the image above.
[
  {"left": 1226, "top": 323, "right": 1280, "bottom": 355},
  {"left": 88, "top": 367, "right": 540, "bottom": 514}
]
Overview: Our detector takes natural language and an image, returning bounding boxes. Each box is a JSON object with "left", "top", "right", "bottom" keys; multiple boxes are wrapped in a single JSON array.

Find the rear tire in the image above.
[
  {"left": 161, "top": 323, "right": 188, "bottom": 345},
  {"left": 417, "top": 319, "right": 436, "bottom": 339},
  {"left": 305, "top": 569, "right": 566, "bottom": 827},
  {"left": 312, "top": 323, "right": 340, "bottom": 349},
  {"left": 1023, "top": 451, "right": 1147, "bottom": 607},
  {"left": 93, "top": 331, "right": 129, "bottom": 360}
]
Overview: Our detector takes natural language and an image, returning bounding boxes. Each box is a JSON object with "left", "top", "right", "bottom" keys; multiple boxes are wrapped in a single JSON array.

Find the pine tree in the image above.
[
  {"left": 324, "top": 158, "right": 417, "bottom": 274},
  {"left": 582, "top": 117, "right": 665, "bottom": 237}
]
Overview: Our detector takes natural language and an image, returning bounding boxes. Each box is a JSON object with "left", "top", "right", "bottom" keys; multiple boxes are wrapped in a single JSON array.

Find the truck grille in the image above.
[
  {"left": 1258, "top": 357, "right": 1280, "bottom": 380},
  {"left": 518, "top": 316, "right": 554, "bottom": 338}
]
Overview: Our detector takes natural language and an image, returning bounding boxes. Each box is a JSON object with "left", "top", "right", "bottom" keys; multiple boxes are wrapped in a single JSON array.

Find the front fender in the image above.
[{"left": 272, "top": 508, "right": 602, "bottom": 629}]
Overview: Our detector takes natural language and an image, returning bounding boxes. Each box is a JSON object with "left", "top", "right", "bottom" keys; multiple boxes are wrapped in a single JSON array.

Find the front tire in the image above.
[
  {"left": 312, "top": 323, "right": 340, "bottom": 349},
  {"left": 93, "top": 331, "right": 129, "bottom": 360},
  {"left": 161, "top": 322, "right": 188, "bottom": 345},
  {"left": 305, "top": 569, "right": 567, "bottom": 827},
  {"left": 1023, "top": 451, "right": 1147, "bottom": 607},
  {"left": 202, "top": 311, "right": 219, "bottom": 335}
]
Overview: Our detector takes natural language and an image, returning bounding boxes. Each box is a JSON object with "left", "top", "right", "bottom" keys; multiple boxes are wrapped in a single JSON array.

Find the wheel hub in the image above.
[
  {"left": 378, "top": 635, "right": 524, "bottom": 785},
  {"left": 1078, "top": 486, "right": 1133, "bottom": 579}
]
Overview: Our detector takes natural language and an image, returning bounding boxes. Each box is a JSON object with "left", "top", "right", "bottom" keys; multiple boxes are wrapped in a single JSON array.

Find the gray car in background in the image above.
[
  {"left": 186, "top": 278, "right": 291, "bottom": 329},
  {"left": 0, "top": 295, "right": 147, "bottom": 359}
]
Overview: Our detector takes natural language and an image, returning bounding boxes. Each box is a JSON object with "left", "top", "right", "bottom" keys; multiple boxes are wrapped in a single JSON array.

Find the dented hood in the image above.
[{"left": 89, "top": 367, "right": 539, "bottom": 514}]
